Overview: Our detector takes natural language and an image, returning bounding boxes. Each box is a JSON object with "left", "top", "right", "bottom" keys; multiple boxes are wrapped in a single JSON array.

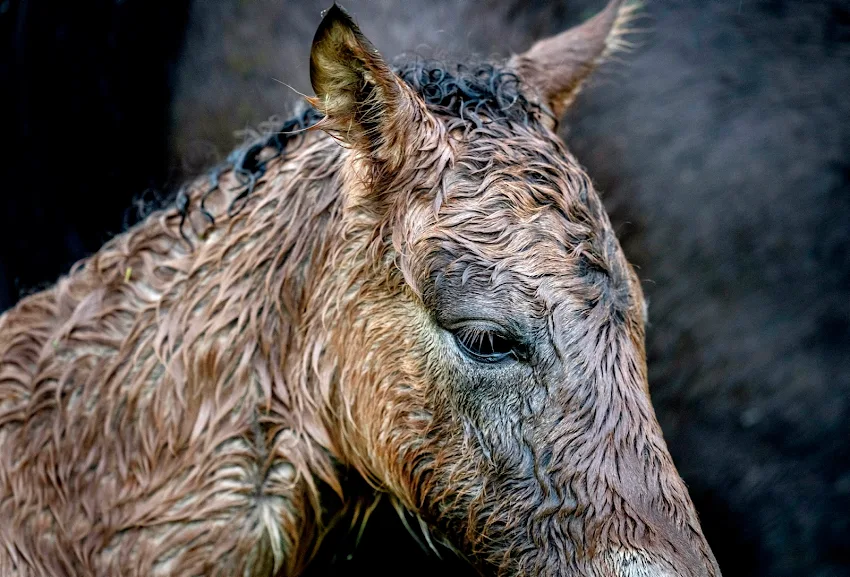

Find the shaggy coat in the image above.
[{"left": 0, "top": 2, "right": 720, "bottom": 576}]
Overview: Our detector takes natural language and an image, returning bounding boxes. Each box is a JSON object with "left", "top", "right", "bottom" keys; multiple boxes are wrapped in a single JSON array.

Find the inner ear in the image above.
[{"left": 308, "top": 4, "right": 406, "bottom": 152}]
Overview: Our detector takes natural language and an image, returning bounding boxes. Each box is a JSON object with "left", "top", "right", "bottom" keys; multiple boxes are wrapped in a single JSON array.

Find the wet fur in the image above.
[{"left": 0, "top": 3, "right": 718, "bottom": 576}]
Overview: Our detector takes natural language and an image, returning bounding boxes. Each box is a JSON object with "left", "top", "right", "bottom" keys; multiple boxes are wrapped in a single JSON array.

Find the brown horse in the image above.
[{"left": 0, "top": 2, "right": 721, "bottom": 576}]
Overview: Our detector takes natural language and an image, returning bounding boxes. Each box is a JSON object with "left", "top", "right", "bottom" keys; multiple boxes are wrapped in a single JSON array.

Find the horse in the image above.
[{"left": 0, "top": 2, "right": 720, "bottom": 575}]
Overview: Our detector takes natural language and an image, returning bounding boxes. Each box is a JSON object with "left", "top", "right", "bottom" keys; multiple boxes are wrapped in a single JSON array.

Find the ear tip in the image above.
[
  {"left": 311, "top": 2, "right": 380, "bottom": 90},
  {"left": 311, "top": 4, "right": 350, "bottom": 84},
  {"left": 320, "top": 3, "right": 344, "bottom": 20},
  {"left": 312, "top": 3, "right": 368, "bottom": 59},
  {"left": 316, "top": 3, "right": 356, "bottom": 35}
]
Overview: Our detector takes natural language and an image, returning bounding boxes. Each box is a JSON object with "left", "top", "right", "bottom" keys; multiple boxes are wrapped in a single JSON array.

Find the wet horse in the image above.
[{"left": 0, "top": 2, "right": 720, "bottom": 576}]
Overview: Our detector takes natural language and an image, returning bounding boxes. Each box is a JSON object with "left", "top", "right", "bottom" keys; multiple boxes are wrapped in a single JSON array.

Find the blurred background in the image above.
[{"left": 1, "top": 0, "right": 848, "bottom": 575}]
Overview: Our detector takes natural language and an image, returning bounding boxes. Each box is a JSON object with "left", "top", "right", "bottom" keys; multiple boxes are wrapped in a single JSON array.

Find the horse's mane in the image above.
[
  {"left": 127, "top": 59, "right": 541, "bottom": 235},
  {"left": 393, "top": 58, "right": 542, "bottom": 127}
]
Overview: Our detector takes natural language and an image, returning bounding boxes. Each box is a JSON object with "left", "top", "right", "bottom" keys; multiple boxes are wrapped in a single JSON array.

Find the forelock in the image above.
[{"left": 392, "top": 57, "right": 547, "bottom": 129}]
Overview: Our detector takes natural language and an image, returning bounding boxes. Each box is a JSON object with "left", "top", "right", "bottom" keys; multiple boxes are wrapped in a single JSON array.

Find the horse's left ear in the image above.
[
  {"left": 309, "top": 4, "right": 424, "bottom": 164},
  {"left": 509, "top": 0, "right": 631, "bottom": 123}
]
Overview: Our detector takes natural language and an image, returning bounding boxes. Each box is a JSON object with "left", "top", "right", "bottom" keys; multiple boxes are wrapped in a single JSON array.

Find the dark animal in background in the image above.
[{"left": 0, "top": 1, "right": 722, "bottom": 575}]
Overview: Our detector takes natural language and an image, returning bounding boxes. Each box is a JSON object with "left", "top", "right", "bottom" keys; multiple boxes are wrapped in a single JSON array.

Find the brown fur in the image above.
[{"left": 0, "top": 2, "right": 720, "bottom": 576}]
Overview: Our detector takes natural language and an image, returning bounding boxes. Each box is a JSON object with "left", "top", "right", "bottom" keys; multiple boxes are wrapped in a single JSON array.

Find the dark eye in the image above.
[{"left": 453, "top": 325, "right": 520, "bottom": 363}]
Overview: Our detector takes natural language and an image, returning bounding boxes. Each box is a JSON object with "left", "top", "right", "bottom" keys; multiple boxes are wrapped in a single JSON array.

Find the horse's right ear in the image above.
[
  {"left": 309, "top": 4, "right": 423, "bottom": 165},
  {"left": 509, "top": 0, "right": 632, "bottom": 124}
]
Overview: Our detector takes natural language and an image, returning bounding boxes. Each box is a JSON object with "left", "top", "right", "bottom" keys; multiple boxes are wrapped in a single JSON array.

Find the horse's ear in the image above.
[
  {"left": 510, "top": 0, "right": 631, "bottom": 122},
  {"left": 309, "top": 4, "right": 421, "bottom": 161}
]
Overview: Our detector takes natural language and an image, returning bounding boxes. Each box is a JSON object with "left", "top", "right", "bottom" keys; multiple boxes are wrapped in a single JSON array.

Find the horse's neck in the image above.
[
  {"left": 158, "top": 135, "right": 348, "bottom": 407},
  {"left": 74, "top": 133, "right": 349, "bottom": 462},
  {"left": 120, "top": 133, "right": 354, "bottom": 510},
  {"left": 0, "top": 134, "right": 368, "bottom": 575}
]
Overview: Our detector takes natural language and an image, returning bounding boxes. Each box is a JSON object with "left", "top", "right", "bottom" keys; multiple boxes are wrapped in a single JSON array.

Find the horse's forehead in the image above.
[
  {"left": 415, "top": 131, "right": 618, "bottom": 295},
  {"left": 454, "top": 125, "right": 580, "bottom": 183},
  {"left": 442, "top": 134, "right": 597, "bottom": 231},
  {"left": 455, "top": 123, "right": 558, "bottom": 157}
]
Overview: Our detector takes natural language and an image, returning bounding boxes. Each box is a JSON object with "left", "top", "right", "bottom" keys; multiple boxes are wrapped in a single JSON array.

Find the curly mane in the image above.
[
  {"left": 129, "top": 59, "right": 540, "bottom": 236},
  {"left": 394, "top": 58, "right": 542, "bottom": 127}
]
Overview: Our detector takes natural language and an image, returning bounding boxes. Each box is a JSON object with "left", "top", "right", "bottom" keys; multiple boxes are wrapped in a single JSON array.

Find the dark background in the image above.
[{"left": 1, "top": 1, "right": 848, "bottom": 576}]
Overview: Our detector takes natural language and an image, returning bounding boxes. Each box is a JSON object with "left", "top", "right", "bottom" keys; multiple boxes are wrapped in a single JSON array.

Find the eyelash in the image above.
[{"left": 452, "top": 325, "right": 522, "bottom": 363}]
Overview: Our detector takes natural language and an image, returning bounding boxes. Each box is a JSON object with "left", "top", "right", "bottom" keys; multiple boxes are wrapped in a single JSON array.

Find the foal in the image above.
[{"left": 0, "top": 2, "right": 720, "bottom": 576}]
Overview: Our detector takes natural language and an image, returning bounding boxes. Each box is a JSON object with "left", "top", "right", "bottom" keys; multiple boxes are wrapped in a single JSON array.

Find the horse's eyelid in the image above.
[{"left": 452, "top": 326, "right": 525, "bottom": 364}]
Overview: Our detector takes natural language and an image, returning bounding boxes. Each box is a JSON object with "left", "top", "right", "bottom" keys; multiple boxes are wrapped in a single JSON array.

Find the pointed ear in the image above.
[
  {"left": 509, "top": 0, "right": 631, "bottom": 122},
  {"left": 308, "top": 4, "right": 424, "bottom": 164}
]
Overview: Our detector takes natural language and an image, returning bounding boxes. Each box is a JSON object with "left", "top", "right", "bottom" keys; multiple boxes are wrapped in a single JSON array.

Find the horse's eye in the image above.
[{"left": 453, "top": 325, "right": 519, "bottom": 363}]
